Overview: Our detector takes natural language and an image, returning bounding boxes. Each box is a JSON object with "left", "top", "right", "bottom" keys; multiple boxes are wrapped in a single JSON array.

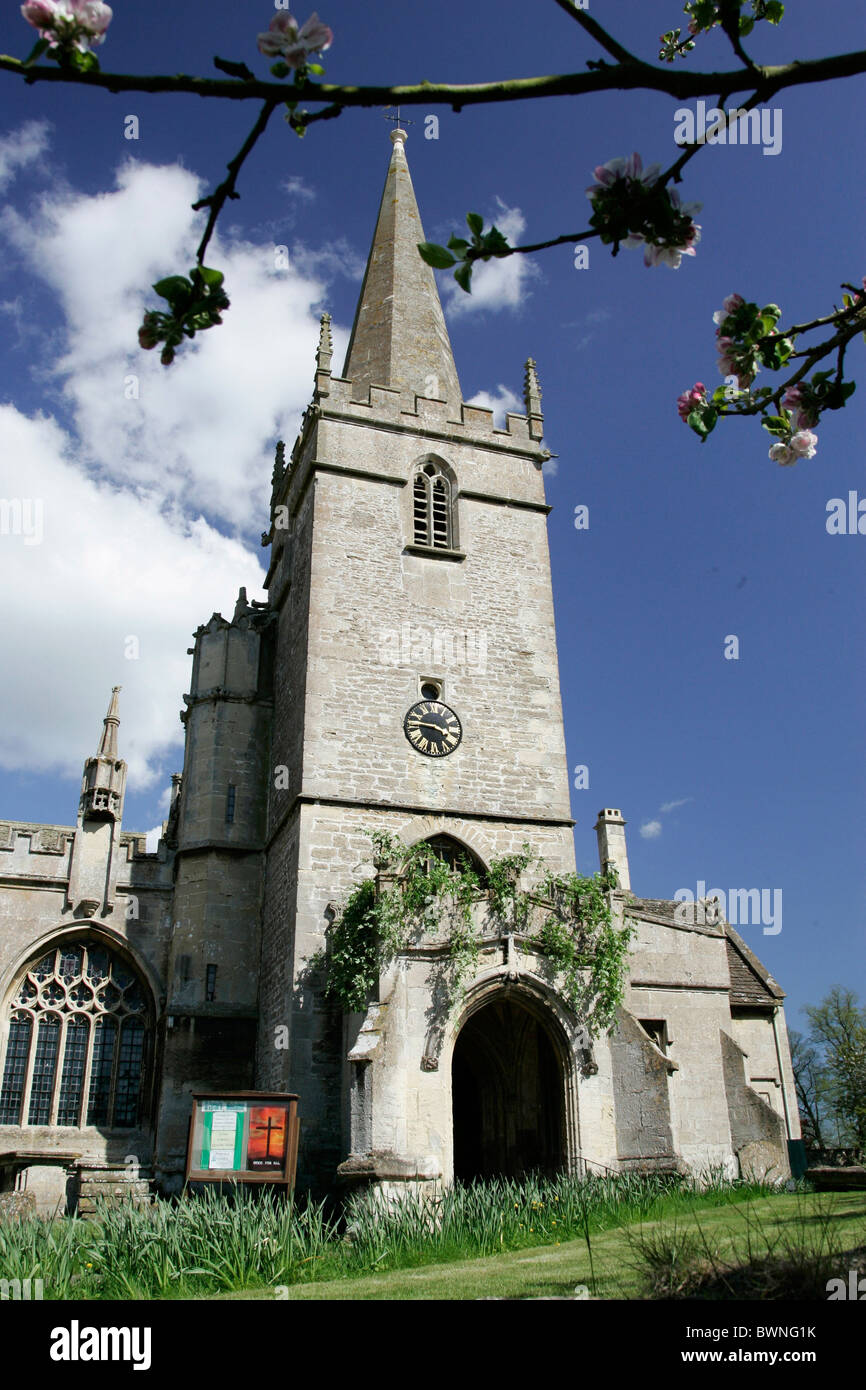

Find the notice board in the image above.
[{"left": 185, "top": 1092, "right": 300, "bottom": 1188}]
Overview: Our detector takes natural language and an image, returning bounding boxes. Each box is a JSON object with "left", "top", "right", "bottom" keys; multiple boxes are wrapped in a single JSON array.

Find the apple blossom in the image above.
[
  {"left": 585, "top": 152, "right": 662, "bottom": 199},
  {"left": 587, "top": 158, "right": 701, "bottom": 270},
  {"left": 781, "top": 384, "right": 818, "bottom": 430},
  {"left": 768, "top": 442, "right": 797, "bottom": 465},
  {"left": 21, "top": 0, "right": 56, "bottom": 29},
  {"left": 21, "top": 0, "right": 112, "bottom": 50},
  {"left": 790, "top": 429, "right": 818, "bottom": 459},
  {"left": 257, "top": 11, "right": 333, "bottom": 67},
  {"left": 713, "top": 293, "right": 745, "bottom": 326},
  {"left": 677, "top": 382, "right": 707, "bottom": 422}
]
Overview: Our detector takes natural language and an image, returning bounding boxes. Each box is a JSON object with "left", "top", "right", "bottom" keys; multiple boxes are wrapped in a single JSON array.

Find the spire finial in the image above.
[
  {"left": 315, "top": 311, "right": 333, "bottom": 397},
  {"left": 523, "top": 357, "right": 544, "bottom": 440},
  {"left": 384, "top": 107, "right": 411, "bottom": 148},
  {"left": 97, "top": 686, "right": 121, "bottom": 759}
]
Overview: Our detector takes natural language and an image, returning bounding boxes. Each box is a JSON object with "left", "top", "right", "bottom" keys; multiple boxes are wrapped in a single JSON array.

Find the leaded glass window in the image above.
[
  {"left": 0, "top": 939, "right": 150, "bottom": 1129},
  {"left": 413, "top": 462, "right": 454, "bottom": 550},
  {"left": 0, "top": 1013, "right": 32, "bottom": 1124}
]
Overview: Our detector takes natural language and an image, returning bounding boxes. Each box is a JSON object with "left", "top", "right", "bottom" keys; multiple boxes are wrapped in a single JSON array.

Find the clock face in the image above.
[{"left": 404, "top": 700, "right": 462, "bottom": 758}]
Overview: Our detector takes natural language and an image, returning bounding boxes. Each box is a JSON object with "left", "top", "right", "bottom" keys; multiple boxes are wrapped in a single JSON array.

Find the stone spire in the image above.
[
  {"left": 342, "top": 128, "right": 462, "bottom": 410},
  {"left": 315, "top": 311, "right": 333, "bottom": 397},
  {"left": 80, "top": 687, "right": 126, "bottom": 822},
  {"left": 96, "top": 685, "right": 121, "bottom": 760},
  {"left": 523, "top": 358, "right": 544, "bottom": 440}
]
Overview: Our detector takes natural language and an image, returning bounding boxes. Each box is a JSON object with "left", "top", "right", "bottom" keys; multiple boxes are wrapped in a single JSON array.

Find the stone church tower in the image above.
[
  {"left": 0, "top": 131, "right": 802, "bottom": 1210},
  {"left": 254, "top": 126, "right": 581, "bottom": 1191}
]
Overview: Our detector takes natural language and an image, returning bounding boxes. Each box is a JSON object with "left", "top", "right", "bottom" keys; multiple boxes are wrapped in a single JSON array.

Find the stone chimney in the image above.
[{"left": 594, "top": 808, "right": 630, "bottom": 891}]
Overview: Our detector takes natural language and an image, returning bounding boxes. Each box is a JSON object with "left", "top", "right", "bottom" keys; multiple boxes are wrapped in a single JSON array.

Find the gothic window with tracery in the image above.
[
  {"left": 418, "top": 834, "right": 488, "bottom": 885},
  {"left": 413, "top": 461, "right": 453, "bottom": 549},
  {"left": 0, "top": 939, "right": 150, "bottom": 1129}
]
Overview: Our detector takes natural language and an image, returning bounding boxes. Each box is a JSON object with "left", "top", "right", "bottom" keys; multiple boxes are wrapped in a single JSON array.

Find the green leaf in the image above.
[
  {"left": 454, "top": 262, "right": 473, "bottom": 294},
  {"left": 307, "top": 62, "right": 324, "bottom": 76},
  {"left": 195, "top": 266, "right": 225, "bottom": 288},
  {"left": 152, "top": 276, "right": 192, "bottom": 305},
  {"left": 270, "top": 61, "right": 290, "bottom": 78},
  {"left": 447, "top": 236, "right": 470, "bottom": 255},
  {"left": 764, "top": 1, "right": 785, "bottom": 23},
  {"left": 417, "top": 242, "right": 457, "bottom": 269},
  {"left": 466, "top": 212, "right": 484, "bottom": 238},
  {"left": 687, "top": 407, "right": 716, "bottom": 438},
  {"left": 761, "top": 414, "right": 789, "bottom": 434},
  {"left": 482, "top": 225, "right": 511, "bottom": 255},
  {"left": 22, "top": 37, "right": 50, "bottom": 67},
  {"left": 67, "top": 48, "right": 99, "bottom": 73}
]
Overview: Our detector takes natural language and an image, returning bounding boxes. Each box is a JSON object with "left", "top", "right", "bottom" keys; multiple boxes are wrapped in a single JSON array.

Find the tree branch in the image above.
[
  {"left": 549, "top": 0, "right": 641, "bottom": 66},
  {"left": 2, "top": 48, "right": 866, "bottom": 107},
  {"left": 662, "top": 89, "right": 765, "bottom": 184},
  {"left": 191, "top": 98, "right": 280, "bottom": 266}
]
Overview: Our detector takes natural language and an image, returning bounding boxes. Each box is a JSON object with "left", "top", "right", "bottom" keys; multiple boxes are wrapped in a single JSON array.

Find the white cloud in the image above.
[
  {"left": 144, "top": 824, "right": 164, "bottom": 853},
  {"left": 659, "top": 797, "right": 693, "bottom": 814},
  {"left": 466, "top": 385, "right": 522, "bottom": 429},
  {"left": 1, "top": 159, "right": 346, "bottom": 536},
  {"left": 283, "top": 175, "right": 316, "bottom": 202},
  {"left": 640, "top": 820, "right": 663, "bottom": 840},
  {"left": 444, "top": 201, "right": 537, "bottom": 316},
  {"left": 0, "top": 405, "right": 264, "bottom": 788},
  {"left": 0, "top": 152, "right": 359, "bottom": 792},
  {"left": 0, "top": 120, "right": 51, "bottom": 192}
]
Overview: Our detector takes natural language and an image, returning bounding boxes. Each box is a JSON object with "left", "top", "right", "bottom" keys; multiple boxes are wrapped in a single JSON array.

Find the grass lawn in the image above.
[{"left": 220, "top": 1192, "right": 866, "bottom": 1300}]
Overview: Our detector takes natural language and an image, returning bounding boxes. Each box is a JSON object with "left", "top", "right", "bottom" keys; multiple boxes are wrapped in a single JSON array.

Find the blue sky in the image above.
[{"left": 0, "top": 0, "right": 863, "bottom": 1033}]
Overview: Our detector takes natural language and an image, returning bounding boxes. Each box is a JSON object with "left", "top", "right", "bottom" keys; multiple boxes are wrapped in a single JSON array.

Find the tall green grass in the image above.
[{"left": 0, "top": 1169, "right": 784, "bottom": 1300}]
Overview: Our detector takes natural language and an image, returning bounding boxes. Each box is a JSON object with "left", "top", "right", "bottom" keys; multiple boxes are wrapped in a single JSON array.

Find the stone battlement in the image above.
[{"left": 0, "top": 822, "right": 149, "bottom": 861}]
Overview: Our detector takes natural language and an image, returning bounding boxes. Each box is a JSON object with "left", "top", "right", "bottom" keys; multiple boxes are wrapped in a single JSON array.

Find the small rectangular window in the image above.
[
  {"left": 639, "top": 1019, "right": 668, "bottom": 1052},
  {"left": 205, "top": 964, "right": 218, "bottom": 1002},
  {"left": 225, "top": 784, "right": 236, "bottom": 824}
]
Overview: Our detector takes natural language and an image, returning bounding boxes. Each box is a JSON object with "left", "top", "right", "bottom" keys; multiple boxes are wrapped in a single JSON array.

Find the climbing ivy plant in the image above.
[{"left": 315, "top": 831, "right": 634, "bottom": 1034}]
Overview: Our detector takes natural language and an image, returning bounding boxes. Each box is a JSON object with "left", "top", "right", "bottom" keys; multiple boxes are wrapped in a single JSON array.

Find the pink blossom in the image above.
[
  {"left": 790, "top": 430, "right": 818, "bottom": 459},
  {"left": 585, "top": 152, "right": 662, "bottom": 200},
  {"left": 677, "top": 382, "right": 706, "bottom": 422},
  {"left": 713, "top": 293, "right": 744, "bottom": 327},
  {"left": 782, "top": 385, "right": 817, "bottom": 429},
  {"left": 585, "top": 157, "right": 700, "bottom": 269},
  {"left": 71, "top": 0, "right": 111, "bottom": 38},
  {"left": 21, "top": 0, "right": 57, "bottom": 30},
  {"left": 21, "top": 0, "right": 112, "bottom": 47},
  {"left": 768, "top": 443, "right": 796, "bottom": 466},
  {"left": 138, "top": 315, "right": 161, "bottom": 351},
  {"left": 257, "top": 11, "right": 333, "bottom": 66}
]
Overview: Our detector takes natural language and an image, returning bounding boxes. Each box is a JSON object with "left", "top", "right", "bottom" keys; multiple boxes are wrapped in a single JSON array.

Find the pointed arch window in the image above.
[
  {"left": 0, "top": 939, "right": 151, "bottom": 1129},
  {"left": 413, "top": 462, "right": 454, "bottom": 550},
  {"left": 417, "top": 834, "right": 488, "bottom": 885}
]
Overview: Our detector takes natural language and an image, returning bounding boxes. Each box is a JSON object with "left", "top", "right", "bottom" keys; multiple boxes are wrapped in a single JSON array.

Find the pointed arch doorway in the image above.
[{"left": 451, "top": 995, "right": 567, "bottom": 1182}]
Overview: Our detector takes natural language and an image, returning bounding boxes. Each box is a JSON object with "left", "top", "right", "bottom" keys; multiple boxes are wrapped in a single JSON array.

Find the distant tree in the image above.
[
  {"left": 800, "top": 988, "right": 866, "bottom": 1148},
  {"left": 788, "top": 1028, "right": 826, "bottom": 1149}
]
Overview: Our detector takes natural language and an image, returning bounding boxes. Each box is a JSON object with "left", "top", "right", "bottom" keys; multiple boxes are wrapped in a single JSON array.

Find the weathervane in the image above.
[{"left": 383, "top": 106, "right": 414, "bottom": 129}]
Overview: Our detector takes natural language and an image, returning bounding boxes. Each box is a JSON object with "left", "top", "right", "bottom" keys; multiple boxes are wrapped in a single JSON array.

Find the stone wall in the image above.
[
  {"left": 610, "top": 1009, "right": 676, "bottom": 1167},
  {"left": 721, "top": 1028, "right": 788, "bottom": 1180}
]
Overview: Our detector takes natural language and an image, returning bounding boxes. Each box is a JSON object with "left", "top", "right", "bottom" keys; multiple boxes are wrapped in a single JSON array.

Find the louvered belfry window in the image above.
[
  {"left": 413, "top": 461, "right": 452, "bottom": 549},
  {"left": 0, "top": 939, "right": 151, "bottom": 1129}
]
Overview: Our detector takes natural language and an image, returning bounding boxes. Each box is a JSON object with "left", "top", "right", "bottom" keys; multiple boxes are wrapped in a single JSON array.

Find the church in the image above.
[{"left": 0, "top": 129, "right": 802, "bottom": 1212}]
